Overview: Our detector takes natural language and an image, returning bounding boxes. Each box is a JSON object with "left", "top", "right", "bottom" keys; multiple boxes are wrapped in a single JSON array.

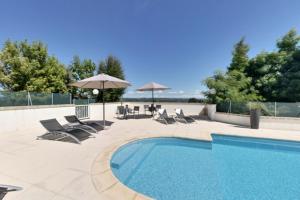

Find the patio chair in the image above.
[
  {"left": 175, "top": 108, "right": 196, "bottom": 123},
  {"left": 38, "top": 119, "right": 94, "bottom": 144},
  {"left": 0, "top": 184, "right": 22, "bottom": 200},
  {"left": 64, "top": 115, "right": 103, "bottom": 133},
  {"left": 156, "top": 108, "right": 176, "bottom": 125},
  {"left": 116, "top": 106, "right": 127, "bottom": 119},
  {"left": 133, "top": 106, "right": 140, "bottom": 118}
]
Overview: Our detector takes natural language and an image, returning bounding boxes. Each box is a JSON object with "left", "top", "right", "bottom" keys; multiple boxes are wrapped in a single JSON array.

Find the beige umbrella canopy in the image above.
[
  {"left": 70, "top": 73, "right": 131, "bottom": 89},
  {"left": 137, "top": 82, "right": 170, "bottom": 91},
  {"left": 70, "top": 73, "right": 131, "bottom": 127},
  {"left": 137, "top": 82, "right": 170, "bottom": 106}
]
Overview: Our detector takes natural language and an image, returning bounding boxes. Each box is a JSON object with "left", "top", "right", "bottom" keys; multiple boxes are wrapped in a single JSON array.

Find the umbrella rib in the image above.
[{"left": 79, "top": 81, "right": 91, "bottom": 89}]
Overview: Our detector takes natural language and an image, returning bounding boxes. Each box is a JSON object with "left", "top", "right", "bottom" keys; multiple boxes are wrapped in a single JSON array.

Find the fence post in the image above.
[
  {"left": 274, "top": 102, "right": 277, "bottom": 117},
  {"left": 51, "top": 93, "right": 54, "bottom": 105},
  {"left": 27, "top": 91, "right": 32, "bottom": 106},
  {"left": 27, "top": 92, "right": 30, "bottom": 106}
]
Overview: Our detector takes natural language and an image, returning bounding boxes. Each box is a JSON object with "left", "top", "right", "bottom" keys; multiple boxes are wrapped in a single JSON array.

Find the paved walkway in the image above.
[{"left": 1, "top": 118, "right": 299, "bottom": 200}]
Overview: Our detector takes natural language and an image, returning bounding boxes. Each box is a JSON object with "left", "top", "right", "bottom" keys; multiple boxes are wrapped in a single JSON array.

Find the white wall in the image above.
[
  {"left": 2, "top": 102, "right": 298, "bottom": 134},
  {"left": 214, "top": 112, "right": 250, "bottom": 126},
  {"left": 0, "top": 102, "right": 207, "bottom": 134},
  {"left": 211, "top": 112, "right": 300, "bottom": 131},
  {"left": 89, "top": 103, "right": 120, "bottom": 121},
  {"left": 0, "top": 105, "right": 75, "bottom": 133}
]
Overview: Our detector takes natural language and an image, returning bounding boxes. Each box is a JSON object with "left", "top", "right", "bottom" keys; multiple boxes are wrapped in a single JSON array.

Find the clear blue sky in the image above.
[{"left": 1, "top": 0, "right": 300, "bottom": 98}]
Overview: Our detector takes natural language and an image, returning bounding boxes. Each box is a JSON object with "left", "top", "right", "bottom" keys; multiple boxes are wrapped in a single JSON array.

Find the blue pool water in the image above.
[{"left": 110, "top": 135, "right": 300, "bottom": 200}]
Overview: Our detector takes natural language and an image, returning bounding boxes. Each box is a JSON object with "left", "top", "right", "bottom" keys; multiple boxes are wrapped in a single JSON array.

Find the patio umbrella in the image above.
[
  {"left": 70, "top": 73, "right": 131, "bottom": 128},
  {"left": 136, "top": 82, "right": 170, "bottom": 111}
]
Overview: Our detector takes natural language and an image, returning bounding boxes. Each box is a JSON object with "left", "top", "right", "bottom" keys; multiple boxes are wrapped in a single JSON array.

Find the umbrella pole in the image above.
[
  {"left": 152, "top": 89, "right": 154, "bottom": 116},
  {"left": 102, "top": 81, "right": 105, "bottom": 128}
]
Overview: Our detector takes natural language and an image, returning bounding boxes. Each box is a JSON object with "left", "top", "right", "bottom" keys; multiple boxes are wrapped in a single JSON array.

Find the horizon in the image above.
[{"left": 1, "top": 0, "right": 300, "bottom": 98}]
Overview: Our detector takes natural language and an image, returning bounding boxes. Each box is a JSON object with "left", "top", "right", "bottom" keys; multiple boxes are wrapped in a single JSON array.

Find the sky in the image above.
[{"left": 1, "top": 0, "right": 300, "bottom": 98}]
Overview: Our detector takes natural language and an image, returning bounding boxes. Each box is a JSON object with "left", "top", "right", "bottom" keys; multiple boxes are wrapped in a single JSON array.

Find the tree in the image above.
[
  {"left": 277, "top": 29, "right": 300, "bottom": 53},
  {"left": 0, "top": 40, "right": 67, "bottom": 93},
  {"left": 204, "top": 28, "right": 300, "bottom": 103},
  {"left": 204, "top": 70, "right": 261, "bottom": 103},
  {"left": 68, "top": 55, "right": 96, "bottom": 97},
  {"left": 228, "top": 38, "right": 250, "bottom": 72},
  {"left": 279, "top": 49, "right": 300, "bottom": 101},
  {"left": 204, "top": 37, "right": 260, "bottom": 103},
  {"left": 97, "top": 55, "right": 125, "bottom": 102},
  {"left": 245, "top": 51, "right": 287, "bottom": 101}
]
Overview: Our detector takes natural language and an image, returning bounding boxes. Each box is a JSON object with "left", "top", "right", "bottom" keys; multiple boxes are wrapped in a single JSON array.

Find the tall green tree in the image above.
[
  {"left": 68, "top": 55, "right": 96, "bottom": 97},
  {"left": 204, "top": 38, "right": 261, "bottom": 103},
  {"left": 97, "top": 55, "right": 126, "bottom": 102},
  {"left": 279, "top": 49, "right": 300, "bottom": 101},
  {"left": 245, "top": 52, "right": 287, "bottom": 101},
  {"left": 244, "top": 29, "right": 300, "bottom": 102},
  {"left": 228, "top": 38, "right": 250, "bottom": 72},
  {"left": 204, "top": 70, "right": 261, "bottom": 103},
  {"left": 0, "top": 40, "right": 67, "bottom": 92},
  {"left": 204, "top": 28, "right": 300, "bottom": 103},
  {"left": 277, "top": 28, "right": 300, "bottom": 53}
]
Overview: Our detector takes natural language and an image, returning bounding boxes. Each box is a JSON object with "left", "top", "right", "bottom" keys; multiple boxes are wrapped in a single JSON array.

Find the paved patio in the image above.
[{"left": 1, "top": 117, "right": 299, "bottom": 200}]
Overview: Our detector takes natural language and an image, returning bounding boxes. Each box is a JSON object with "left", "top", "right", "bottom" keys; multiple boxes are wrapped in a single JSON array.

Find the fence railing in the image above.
[
  {"left": 217, "top": 101, "right": 300, "bottom": 118},
  {"left": 0, "top": 91, "right": 72, "bottom": 107},
  {"left": 75, "top": 105, "right": 90, "bottom": 119}
]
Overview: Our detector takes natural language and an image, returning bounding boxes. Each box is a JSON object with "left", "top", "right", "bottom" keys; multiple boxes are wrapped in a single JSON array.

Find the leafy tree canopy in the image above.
[
  {"left": 0, "top": 40, "right": 67, "bottom": 93},
  {"left": 228, "top": 37, "right": 250, "bottom": 72},
  {"left": 277, "top": 28, "right": 300, "bottom": 53},
  {"left": 204, "top": 70, "right": 261, "bottom": 103},
  {"left": 68, "top": 55, "right": 96, "bottom": 97},
  {"left": 204, "top": 28, "right": 300, "bottom": 103}
]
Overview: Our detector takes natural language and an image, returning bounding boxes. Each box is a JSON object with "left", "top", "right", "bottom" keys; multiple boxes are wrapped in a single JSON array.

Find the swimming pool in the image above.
[{"left": 110, "top": 135, "right": 300, "bottom": 200}]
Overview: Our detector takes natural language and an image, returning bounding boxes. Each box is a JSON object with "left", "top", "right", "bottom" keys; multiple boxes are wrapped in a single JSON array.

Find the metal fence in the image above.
[
  {"left": 73, "top": 98, "right": 96, "bottom": 105},
  {"left": 75, "top": 105, "right": 90, "bottom": 119},
  {"left": 217, "top": 101, "right": 300, "bottom": 118},
  {"left": 0, "top": 91, "right": 72, "bottom": 107}
]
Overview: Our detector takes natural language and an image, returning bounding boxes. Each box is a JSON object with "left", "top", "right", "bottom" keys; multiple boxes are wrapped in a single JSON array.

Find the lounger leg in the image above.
[
  {"left": 81, "top": 125, "right": 98, "bottom": 134},
  {"left": 0, "top": 192, "right": 7, "bottom": 200},
  {"left": 37, "top": 132, "right": 78, "bottom": 143},
  {"left": 164, "top": 118, "right": 168, "bottom": 125},
  {"left": 56, "top": 131, "right": 81, "bottom": 144}
]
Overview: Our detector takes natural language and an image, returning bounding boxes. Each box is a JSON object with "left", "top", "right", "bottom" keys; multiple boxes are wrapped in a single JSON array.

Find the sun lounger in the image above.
[
  {"left": 64, "top": 115, "right": 103, "bottom": 133},
  {"left": 38, "top": 119, "right": 94, "bottom": 144},
  {"left": 0, "top": 184, "right": 22, "bottom": 200},
  {"left": 175, "top": 108, "right": 196, "bottom": 123},
  {"left": 156, "top": 108, "right": 176, "bottom": 125},
  {"left": 133, "top": 106, "right": 140, "bottom": 118}
]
